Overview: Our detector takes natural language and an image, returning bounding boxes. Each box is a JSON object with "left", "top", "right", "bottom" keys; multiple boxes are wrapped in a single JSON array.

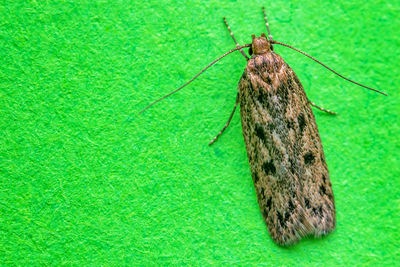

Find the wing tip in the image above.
[{"left": 268, "top": 213, "right": 336, "bottom": 246}]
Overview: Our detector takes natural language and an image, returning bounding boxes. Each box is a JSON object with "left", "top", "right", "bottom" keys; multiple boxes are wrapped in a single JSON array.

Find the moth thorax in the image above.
[{"left": 251, "top": 35, "right": 271, "bottom": 55}]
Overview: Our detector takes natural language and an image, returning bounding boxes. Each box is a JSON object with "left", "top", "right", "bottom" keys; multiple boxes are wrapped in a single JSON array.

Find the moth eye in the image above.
[{"left": 249, "top": 47, "right": 253, "bottom": 56}]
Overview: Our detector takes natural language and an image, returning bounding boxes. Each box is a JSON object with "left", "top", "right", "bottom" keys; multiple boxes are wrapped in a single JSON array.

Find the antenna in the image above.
[
  {"left": 262, "top": 7, "right": 274, "bottom": 42},
  {"left": 271, "top": 40, "right": 387, "bottom": 96},
  {"left": 139, "top": 44, "right": 251, "bottom": 114}
]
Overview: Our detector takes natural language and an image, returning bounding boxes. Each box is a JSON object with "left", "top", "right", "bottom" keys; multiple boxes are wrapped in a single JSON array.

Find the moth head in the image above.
[{"left": 249, "top": 33, "right": 272, "bottom": 55}]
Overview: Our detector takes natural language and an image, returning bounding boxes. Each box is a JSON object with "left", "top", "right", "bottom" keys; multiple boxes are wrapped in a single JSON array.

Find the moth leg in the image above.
[
  {"left": 209, "top": 93, "right": 239, "bottom": 145},
  {"left": 223, "top": 17, "right": 249, "bottom": 60},
  {"left": 309, "top": 100, "right": 337, "bottom": 115}
]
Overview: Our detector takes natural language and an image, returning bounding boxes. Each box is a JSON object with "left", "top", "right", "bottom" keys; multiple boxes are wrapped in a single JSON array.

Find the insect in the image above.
[{"left": 139, "top": 8, "right": 386, "bottom": 246}]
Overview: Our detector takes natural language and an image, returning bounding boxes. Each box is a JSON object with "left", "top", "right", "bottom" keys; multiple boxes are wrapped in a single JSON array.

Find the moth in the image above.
[{"left": 140, "top": 8, "right": 386, "bottom": 246}]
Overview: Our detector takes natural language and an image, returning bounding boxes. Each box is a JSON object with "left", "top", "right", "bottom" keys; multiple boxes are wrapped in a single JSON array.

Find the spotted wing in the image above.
[{"left": 238, "top": 52, "right": 335, "bottom": 246}]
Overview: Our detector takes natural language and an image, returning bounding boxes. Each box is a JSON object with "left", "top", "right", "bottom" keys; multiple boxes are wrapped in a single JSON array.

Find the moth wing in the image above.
[{"left": 238, "top": 53, "right": 335, "bottom": 246}]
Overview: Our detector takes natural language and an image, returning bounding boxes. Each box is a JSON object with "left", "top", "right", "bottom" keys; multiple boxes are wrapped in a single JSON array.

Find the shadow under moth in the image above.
[{"left": 140, "top": 8, "right": 386, "bottom": 246}]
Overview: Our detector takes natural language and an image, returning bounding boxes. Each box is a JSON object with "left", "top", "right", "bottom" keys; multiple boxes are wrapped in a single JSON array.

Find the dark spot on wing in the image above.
[
  {"left": 267, "top": 123, "right": 275, "bottom": 132},
  {"left": 262, "top": 160, "right": 276, "bottom": 175},
  {"left": 256, "top": 85, "right": 271, "bottom": 110},
  {"left": 262, "top": 207, "right": 268, "bottom": 217},
  {"left": 321, "top": 154, "right": 326, "bottom": 165},
  {"left": 284, "top": 211, "right": 290, "bottom": 222},
  {"left": 304, "top": 198, "right": 311, "bottom": 209},
  {"left": 253, "top": 173, "right": 259, "bottom": 183},
  {"left": 287, "top": 120, "right": 294, "bottom": 129},
  {"left": 320, "top": 184, "right": 326, "bottom": 195},
  {"left": 322, "top": 175, "right": 326, "bottom": 183},
  {"left": 248, "top": 153, "right": 253, "bottom": 163},
  {"left": 298, "top": 113, "right": 306, "bottom": 133},
  {"left": 277, "top": 211, "right": 284, "bottom": 226},
  {"left": 318, "top": 206, "right": 323, "bottom": 215},
  {"left": 255, "top": 124, "right": 266, "bottom": 143},
  {"left": 288, "top": 200, "right": 295, "bottom": 212},
  {"left": 312, "top": 207, "right": 317, "bottom": 214},
  {"left": 257, "top": 91, "right": 264, "bottom": 105},
  {"left": 266, "top": 197, "right": 272, "bottom": 210},
  {"left": 327, "top": 191, "right": 334, "bottom": 201},
  {"left": 304, "top": 152, "right": 315, "bottom": 165},
  {"left": 312, "top": 206, "right": 323, "bottom": 216},
  {"left": 289, "top": 158, "right": 296, "bottom": 174}
]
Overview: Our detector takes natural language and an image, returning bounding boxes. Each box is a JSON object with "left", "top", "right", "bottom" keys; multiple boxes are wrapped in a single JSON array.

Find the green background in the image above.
[{"left": 1, "top": 0, "right": 399, "bottom": 265}]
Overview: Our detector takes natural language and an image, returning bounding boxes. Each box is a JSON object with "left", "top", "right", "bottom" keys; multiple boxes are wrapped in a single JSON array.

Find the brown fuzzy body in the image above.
[{"left": 239, "top": 50, "right": 335, "bottom": 246}]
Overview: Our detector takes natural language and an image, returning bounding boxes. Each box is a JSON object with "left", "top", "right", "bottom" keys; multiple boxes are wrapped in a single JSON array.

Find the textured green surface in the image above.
[{"left": 1, "top": 0, "right": 399, "bottom": 265}]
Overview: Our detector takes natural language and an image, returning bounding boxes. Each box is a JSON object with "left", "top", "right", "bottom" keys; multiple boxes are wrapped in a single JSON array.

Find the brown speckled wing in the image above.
[{"left": 238, "top": 52, "right": 335, "bottom": 246}]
